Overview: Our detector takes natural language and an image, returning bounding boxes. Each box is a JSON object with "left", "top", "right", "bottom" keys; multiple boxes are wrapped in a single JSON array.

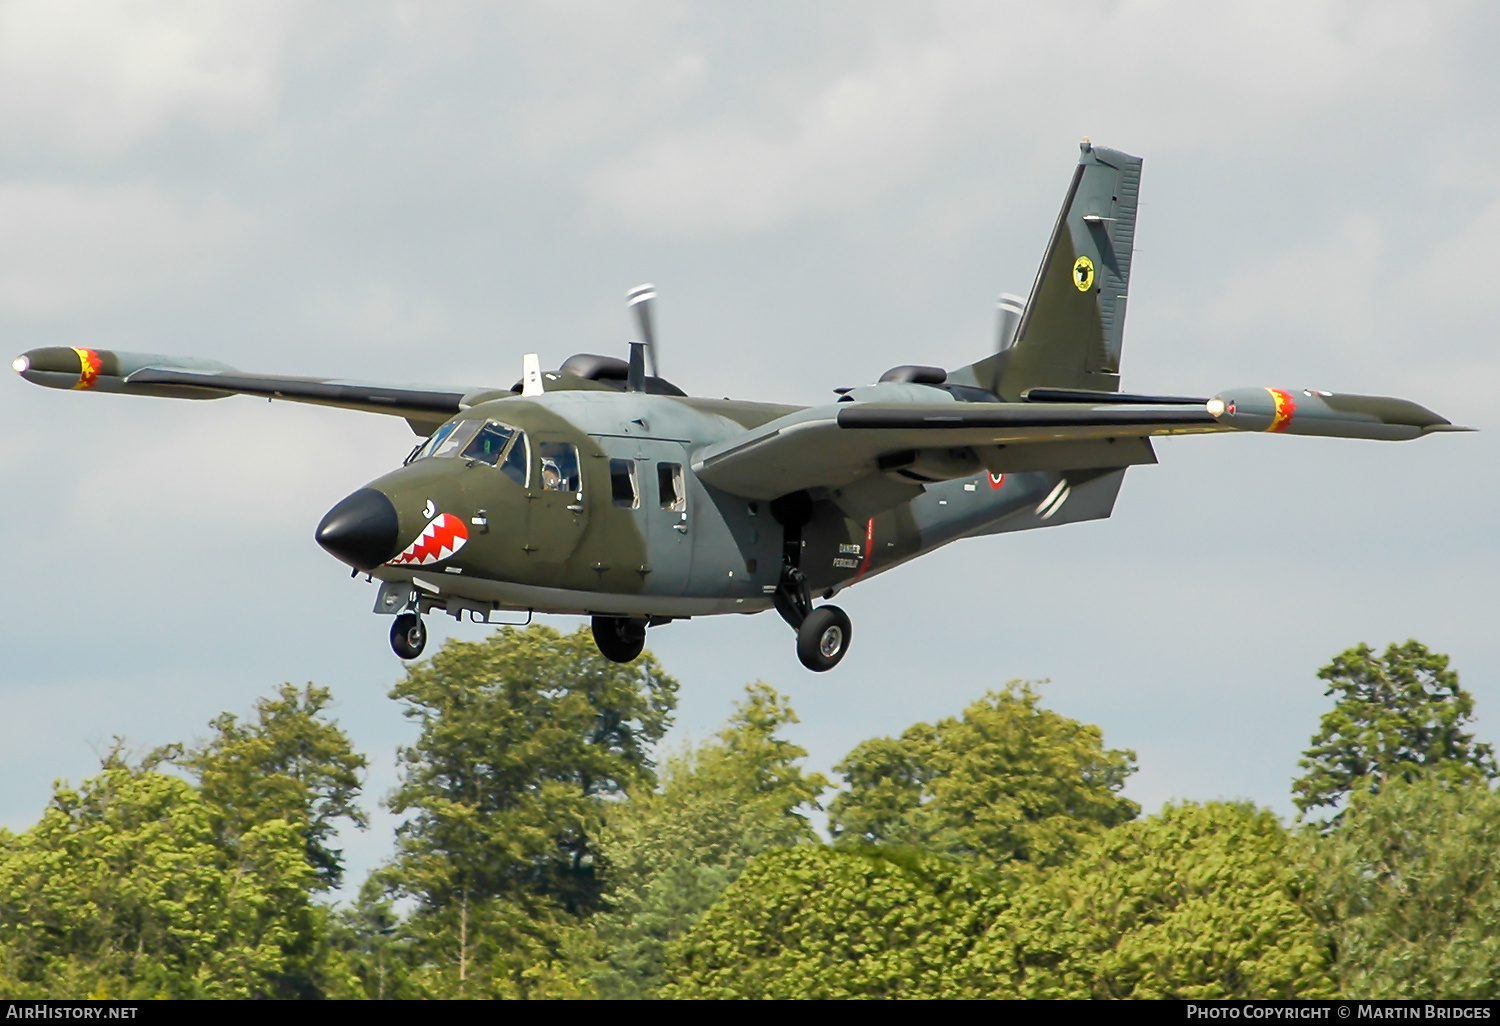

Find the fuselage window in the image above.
[
  {"left": 461, "top": 422, "right": 517, "bottom": 465},
  {"left": 609, "top": 459, "right": 639, "bottom": 508},
  {"left": 658, "top": 462, "right": 685, "bottom": 511},
  {"left": 538, "top": 441, "right": 581, "bottom": 493}
]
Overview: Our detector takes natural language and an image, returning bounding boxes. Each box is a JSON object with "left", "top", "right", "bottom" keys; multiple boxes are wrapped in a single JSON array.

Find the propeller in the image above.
[
  {"left": 990, "top": 292, "right": 1026, "bottom": 395},
  {"left": 626, "top": 283, "right": 659, "bottom": 378},
  {"left": 996, "top": 293, "right": 1025, "bottom": 351}
]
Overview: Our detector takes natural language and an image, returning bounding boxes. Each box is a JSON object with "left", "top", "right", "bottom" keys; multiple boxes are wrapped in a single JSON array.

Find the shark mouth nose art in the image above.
[{"left": 388, "top": 511, "right": 469, "bottom": 566}]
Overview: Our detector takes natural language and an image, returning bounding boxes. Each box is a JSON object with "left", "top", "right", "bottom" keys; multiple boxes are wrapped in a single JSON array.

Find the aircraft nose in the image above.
[{"left": 316, "top": 488, "right": 400, "bottom": 570}]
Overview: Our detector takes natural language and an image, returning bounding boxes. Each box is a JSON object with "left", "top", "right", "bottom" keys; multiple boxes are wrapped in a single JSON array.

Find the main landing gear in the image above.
[
  {"left": 592, "top": 615, "right": 647, "bottom": 663},
  {"left": 391, "top": 612, "right": 427, "bottom": 660},
  {"left": 775, "top": 563, "right": 852, "bottom": 672}
]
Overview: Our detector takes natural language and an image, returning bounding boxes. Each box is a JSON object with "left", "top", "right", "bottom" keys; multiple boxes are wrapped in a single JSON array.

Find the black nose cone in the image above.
[{"left": 316, "top": 488, "right": 399, "bottom": 570}]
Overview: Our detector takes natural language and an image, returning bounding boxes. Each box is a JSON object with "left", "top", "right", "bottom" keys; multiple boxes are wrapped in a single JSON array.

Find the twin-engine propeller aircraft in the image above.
[{"left": 14, "top": 141, "right": 1466, "bottom": 671}]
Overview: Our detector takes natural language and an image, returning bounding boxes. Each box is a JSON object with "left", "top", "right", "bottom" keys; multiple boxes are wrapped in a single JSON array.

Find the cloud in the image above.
[
  {"left": 581, "top": 1, "right": 1457, "bottom": 238},
  {"left": 0, "top": 0, "right": 291, "bottom": 154},
  {"left": 0, "top": 183, "right": 260, "bottom": 319}
]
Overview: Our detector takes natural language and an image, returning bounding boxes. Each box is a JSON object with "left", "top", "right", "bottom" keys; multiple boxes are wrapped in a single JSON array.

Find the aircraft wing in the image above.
[
  {"left": 692, "top": 388, "right": 1460, "bottom": 505},
  {"left": 12, "top": 346, "right": 507, "bottom": 434}
]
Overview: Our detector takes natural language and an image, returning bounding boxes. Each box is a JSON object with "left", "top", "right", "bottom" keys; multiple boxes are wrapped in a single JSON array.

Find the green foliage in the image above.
[
  {"left": 0, "top": 765, "right": 322, "bottom": 999},
  {"left": 829, "top": 681, "right": 1138, "bottom": 866},
  {"left": 958, "top": 802, "right": 1333, "bottom": 999},
  {"left": 589, "top": 684, "right": 829, "bottom": 998},
  {"left": 171, "top": 683, "right": 368, "bottom": 890},
  {"left": 1306, "top": 777, "right": 1500, "bottom": 998},
  {"left": 378, "top": 624, "right": 677, "bottom": 996},
  {"left": 1294, "top": 641, "right": 1497, "bottom": 817},
  {"left": 661, "top": 846, "right": 995, "bottom": 999},
  {"left": 325, "top": 876, "right": 416, "bottom": 1000}
]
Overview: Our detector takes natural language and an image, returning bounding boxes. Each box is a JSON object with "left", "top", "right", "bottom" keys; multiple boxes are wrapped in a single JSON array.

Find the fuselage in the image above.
[{"left": 325, "top": 386, "right": 1108, "bottom": 622}]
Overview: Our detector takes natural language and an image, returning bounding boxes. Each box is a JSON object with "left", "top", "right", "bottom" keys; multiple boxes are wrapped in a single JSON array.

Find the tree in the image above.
[
  {"left": 590, "top": 684, "right": 828, "bottom": 998},
  {"left": 171, "top": 683, "right": 368, "bottom": 890},
  {"left": 1306, "top": 777, "right": 1500, "bottom": 998},
  {"left": 661, "top": 846, "right": 994, "bottom": 999},
  {"left": 829, "top": 682, "right": 1138, "bottom": 866},
  {"left": 1293, "top": 641, "right": 1497, "bottom": 817},
  {"left": 0, "top": 761, "right": 323, "bottom": 999},
  {"left": 380, "top": 624, "right": 677, "bottom": 996},
  {"left": 958, "top": 802, "right": 1333, "bottom": 999}
]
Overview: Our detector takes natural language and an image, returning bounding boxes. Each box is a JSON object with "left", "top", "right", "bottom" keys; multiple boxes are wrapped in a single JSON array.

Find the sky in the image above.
[{"left": 2, "top": 1, "right": 1497, "bottom": 899}]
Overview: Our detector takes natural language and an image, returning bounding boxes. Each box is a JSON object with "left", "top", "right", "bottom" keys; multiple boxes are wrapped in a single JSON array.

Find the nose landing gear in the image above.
[{"left": 391, "top": 612, "right": 427, "bottom": 660}]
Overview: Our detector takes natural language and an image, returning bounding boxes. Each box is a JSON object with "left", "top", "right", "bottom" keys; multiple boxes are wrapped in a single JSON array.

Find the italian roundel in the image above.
[{"left": 388, "top": 512, "right": 469, "bottom": 566}]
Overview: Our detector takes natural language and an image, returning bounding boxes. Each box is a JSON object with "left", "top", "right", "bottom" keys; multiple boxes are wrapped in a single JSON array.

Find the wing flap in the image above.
[{"left": 692, "top": 401, "right": 1224, "bottom": 501}]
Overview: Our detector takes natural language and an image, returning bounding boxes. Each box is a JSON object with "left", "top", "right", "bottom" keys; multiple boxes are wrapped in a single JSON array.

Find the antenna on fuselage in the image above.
[{"left": 521, "top": 353, "right": 544, "bottom": 396}]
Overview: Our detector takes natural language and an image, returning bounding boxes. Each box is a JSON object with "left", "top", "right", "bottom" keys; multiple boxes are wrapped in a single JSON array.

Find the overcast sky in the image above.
[{"left": 3, "top": 1, "right": 1497, "bottom": 896}]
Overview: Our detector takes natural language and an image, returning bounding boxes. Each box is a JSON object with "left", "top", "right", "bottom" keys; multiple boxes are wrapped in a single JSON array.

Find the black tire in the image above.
[
  {"left": 391, "top": 613, "right": 427, "bottom": 660},
  {"left": 796, "top": 605, "right": 851, "bottom": 672},
  {"left": 592, "top": 615, "right": 647, "bottom": 663}
]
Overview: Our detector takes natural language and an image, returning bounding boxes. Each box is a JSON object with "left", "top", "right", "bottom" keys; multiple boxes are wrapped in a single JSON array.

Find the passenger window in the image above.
[
  {"left": 461, "top": 422, "right": 517, "bottom": 466},
  {"left": 658, "top": 462, "right": 685, "bottom": 511},
  {"left": 432, "top": 420, "right": 480, "bottom": 459},
  {"left": 500, "top": 433, "right": 528, "bottom": 487},
  {"left": 609, "top": 459, "right": 638, "bottom": 508},
  {"left": 537, "top": 442, "right": 581, "bottom": 493}
]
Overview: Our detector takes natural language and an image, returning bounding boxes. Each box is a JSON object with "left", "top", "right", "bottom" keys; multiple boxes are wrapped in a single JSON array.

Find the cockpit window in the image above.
[
  {"left": 499, "top": 433, "right": 528, "bottom": 487},
  {"left": 462, "top": 422, "right": 517, "bottom": 465},
  {"left": 413, "top": 420, "right": 460, "bottom": 460},
  {"left": 426, "top": 419, "right": 480, "bottom": 459},
  {"left": 537, "top": 441, "right": 581, "bottom": 493}
]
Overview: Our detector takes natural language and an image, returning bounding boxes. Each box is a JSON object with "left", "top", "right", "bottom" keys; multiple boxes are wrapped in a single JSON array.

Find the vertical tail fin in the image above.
[{"left": 957, "top": 141, "right": 1142, "bottom": 400}]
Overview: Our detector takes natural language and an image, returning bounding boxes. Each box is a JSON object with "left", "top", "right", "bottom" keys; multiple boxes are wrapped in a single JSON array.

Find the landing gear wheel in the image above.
[
  {"left": 592, "top": 615, "right": 647, "bottom": 663},
  {"left": 796, "top": 605, "right": 851, "bottom": 672},
  {"left": 391, "top": 612, "right": 427, "bottom": 660}
]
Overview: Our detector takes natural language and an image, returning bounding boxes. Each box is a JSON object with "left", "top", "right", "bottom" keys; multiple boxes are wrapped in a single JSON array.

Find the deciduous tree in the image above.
[
  {"left": 0, "top": 761, "right": 323, "bottom": 999},
  {"left": 829, "top": 681, "right": 1138, "bottom": 865},
  {"left": 1293, "top": 641, "right": 1497, "bottom": 817},
  {"left": 958, "top": 802, "right": 1333, "bottom": 999},
  {"left": 172, "top": 683, "right": 367, "bottom": 889},
  {"left": 590, "top": 684, "right": 828, "bottom": 998},
  {"left": 661, "top": 846, "right": 993, "bottom": 999},
  {"left": 1306, "top": 777, "right": 1500, "bottom": 998},
  {"left": 380, "top": 624, "right": 677, "bottom": 996}
]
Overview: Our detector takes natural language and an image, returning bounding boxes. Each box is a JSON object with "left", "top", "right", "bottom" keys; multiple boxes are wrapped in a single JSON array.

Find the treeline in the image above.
[{"left": 2, "top": 630, "right": 1498, "bottom": 999}]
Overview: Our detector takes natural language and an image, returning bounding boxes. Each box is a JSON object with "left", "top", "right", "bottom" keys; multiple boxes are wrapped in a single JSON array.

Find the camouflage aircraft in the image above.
[{"left": 13, "top": 141, "right": 1466, "bottom": 671}]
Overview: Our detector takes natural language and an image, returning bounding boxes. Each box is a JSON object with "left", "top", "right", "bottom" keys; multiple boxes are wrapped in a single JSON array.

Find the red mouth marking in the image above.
[{"left": 388, "top": 512, "right": 469, "bottom": 566}]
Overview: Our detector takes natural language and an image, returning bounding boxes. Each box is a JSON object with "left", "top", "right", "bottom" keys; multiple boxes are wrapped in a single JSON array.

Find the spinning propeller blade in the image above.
[{"left": 626, "top": 283, "right": 659, "bottom": 378}]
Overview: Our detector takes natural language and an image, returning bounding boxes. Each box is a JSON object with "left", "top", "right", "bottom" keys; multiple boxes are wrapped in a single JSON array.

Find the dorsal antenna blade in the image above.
[
  {"left": 521, "top": 353, "right": 544, "bottom": 396},
  {"left": 626, "top": 283, "right": 659, "bottom": 378}
]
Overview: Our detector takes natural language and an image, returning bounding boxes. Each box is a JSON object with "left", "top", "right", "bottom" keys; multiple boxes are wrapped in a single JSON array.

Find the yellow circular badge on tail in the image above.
[{"left": 1072, "top": 255, "right": 1095, "bottom": 292}]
